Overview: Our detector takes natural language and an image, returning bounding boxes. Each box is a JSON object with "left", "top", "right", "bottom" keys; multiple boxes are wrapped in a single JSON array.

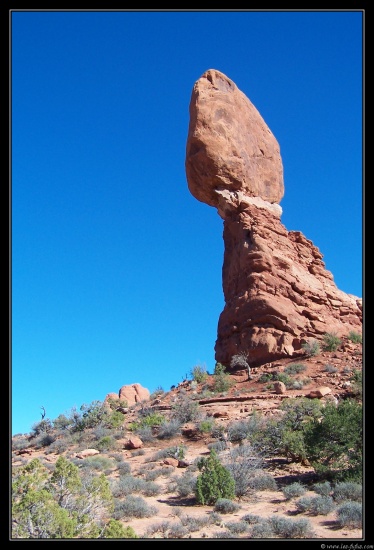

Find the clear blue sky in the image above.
[{"left": 11, "top": 10, "right": 363, "bottom": 436}]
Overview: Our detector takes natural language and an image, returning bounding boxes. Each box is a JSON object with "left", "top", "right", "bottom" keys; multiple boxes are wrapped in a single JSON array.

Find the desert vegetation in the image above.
[{"left": 11, "top": 333, "right": 363, "bottom": 539}]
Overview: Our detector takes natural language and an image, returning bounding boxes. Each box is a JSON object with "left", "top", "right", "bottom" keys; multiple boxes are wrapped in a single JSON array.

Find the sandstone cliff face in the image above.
[{"left": 186, "top": 69, "right": 362, "bottom": 369}]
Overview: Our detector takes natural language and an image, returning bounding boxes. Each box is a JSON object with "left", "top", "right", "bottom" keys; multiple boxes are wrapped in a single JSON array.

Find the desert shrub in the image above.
[
  {"left": 30, "top": 418, "right": 53, "bottom": 436},
  {"left": 212, "top": 530, "right": 236, "bottom": 538},
  {"left": 249, "top": 473, "right": 277, "bottom": 491},
  {"left": 347, "top": 331, "right": 362, "bottom": 344},
  {"left": 53, "top": 414, "right": 71, "bottom": 431},
  {"left": 323, "top": 364, "right": 338, "bottom": 373},
  {"left": 141, "top": 481, "right": 161, "bottom": 497},
  {"left": 296, "top": 495, "right": 335, "bottom": 515},
  {"left": 130, "top": 448, "right": 145, "bottom": 457},
  {"left": 129, "top": 412, "right": 165, "bottom": 432},
  {"left": 333, "top": 482, "right": 362, "bottom": 503},
  {"left": 171, "top": 397, "right": 200, "bottom": 423},
  {"left": 12, "top": 436, "right": 31, "bottom": 452},
  {"left": 242, "top": 515, "right": 261, "bottom": 527},
  {"left": 284, "top": 363, "right": 307, "bottom": 375},
  {"left": 313, "top": 481, "right": 332, "bottom": 496},
  {"left": 33, "top": 433, "right": 56, "bottom": 448},
  {"left": 294, "top": 495, "right": 313, "bottom": 513},
  {"left": 335, "top": 501, "right": 362, "bottom": 528},
  {"left": 198, "top": 418, "right": 216, "bottom": 434},
  {"left": 113, "top": 495, "right": 157, "bottom": 519},
  {"left": 171, "top": 470, "right": 197, "bottom": 498},
  {"left": 322, "top": 332, "right": 341, "bottom": 351},
  {"left": 96, "top": 435, "right": 117, "bottom": 452},
  {"left": 45, "top": 438, "right": 69, "bottom": 454},
  {"left": 212, "top": 363, "right": 234, "bottom": 393},
  {"left": 274, "top": 372, "right": 296, "bottom": 388},
  {"left": 79, "top": 455, "right": 115, "bottom": 472},
  {"left": 282, "top": 482, "right": 306, "bottom": 500},
  {"left": 302, "top": 339, "right": 320, "bottom": 357},
  {"left": 166, "top": 522, "right": 188, "bottom": 539},
  {"left": 227, "top": 420, "right": 251, "bottom": 443},
  {"left": 190, "top": 364, "right": 209, "bottom": 383},
  {"left": 144, "top": 521, "right": 171, "bottom": 537},
  {"left": 156, "top": 419, "right": 182, "bottom": 439},
  {"left": 225, "top": 520, "right": 249, "bottom": 534},
  {"left": 207, "top": 440, "right": 229, "bottom": 453},
  {"left": 70, "top": 401, "right": 108, "bottom": 432},
  {"left": 350, "top": 369, "right": 362, "bottom": 399},
  {"left": 148, "top": 446, "right": 186, "bottom": 462},
  {"left": 134, "top": 425, "right": 154, "bottom": 442},
  {"left": 250, "top": 520, "right": 275, "bottom": 538},
  {"left": 110, "top": 475, "right": 145, "bottom": 498},
  {"left": 180, "top": 514, "right": 210, "bottom": 531},
  {"left": 213, "top": 498, "right": 240, "bottom": 514},
  {"left": 144, "top": 467, "right": 170, "bottom": 482},
  {"left": 149, "top": 386, "right": 165, "bottom": 399},
  {"left": 304, "top": 399, "right": 362, "bottom": 481},
  {"left": 101, "top": 519, "right": 138, "bottom": 539},
  {"left": 267, "top": 515, "right": 314, "bottom": 538},
  {"left": 115, "top": 461, "right": 131, "bottom": 475},
  {"left": 195, "top": 449, "right": 236, "bottom": 505},
  {"left": 224, "top": 443, "right": 263, "bottom": 497},
  {"left": 290, "top": 378, "right": 310, "bottom": 390}
]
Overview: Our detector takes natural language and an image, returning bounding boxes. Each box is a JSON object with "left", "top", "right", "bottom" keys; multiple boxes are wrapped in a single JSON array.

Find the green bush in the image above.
[
  {"left": 195, "top": 449, "right": 236, "bottom": 505},
  {"left": 304, "top": 399, "right": 362, "bottom": 481},
  {"left": 284, "top": 363, "right": 307, "bottom": 375},
  {"left": 350, "top": 369, "right": 362, "bottom": 399},
  {"left": 322, "top": 332, "right": 341, "bottom": 351},
  {"left": 129, "top": 412, "right": 165, "bottom": 432},
  {"left": 190, "top": 364, "right": 209, "bottom": 383},
  {"left": 97, "top": 435, "right": 117, "bottom": 452},
  {"left": 213, "top": 363, "right": 234, "bottom": 393},
  {"left": 347, "top": 331, "right": 362, "bottom": 344},
  {"left": 101, "top": 519, "right": 138, "bottom": 539},
  {"left": 302, "top": 339, "right": 320, "bottom": 357}
]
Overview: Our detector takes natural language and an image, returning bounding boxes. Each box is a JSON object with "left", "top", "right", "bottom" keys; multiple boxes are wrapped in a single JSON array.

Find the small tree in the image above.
[
  {"left": 230, "top": 352, "right": 251, "bottom": 380},
  {"left": 195, "top": 449, "right": 236, "bottom": 505},
  {"left": 304, "top": 399, "right": 362, "bottom": 481}
]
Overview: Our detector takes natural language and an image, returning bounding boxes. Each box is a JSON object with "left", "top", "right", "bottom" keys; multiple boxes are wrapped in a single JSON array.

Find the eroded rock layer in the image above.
[{"left": 185, "top": 69, "right": 362, "bottom": 369}]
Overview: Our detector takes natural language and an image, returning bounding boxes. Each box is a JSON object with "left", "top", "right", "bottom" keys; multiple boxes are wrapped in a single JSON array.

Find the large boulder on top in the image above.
[{"left": 185, "top": 68, "right": 284, "bottom": 209}]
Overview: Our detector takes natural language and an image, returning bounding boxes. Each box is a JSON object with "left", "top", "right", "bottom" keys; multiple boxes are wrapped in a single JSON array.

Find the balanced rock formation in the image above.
[{"left": 185, "top": 69, "right": 362, "bottom": 369}]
